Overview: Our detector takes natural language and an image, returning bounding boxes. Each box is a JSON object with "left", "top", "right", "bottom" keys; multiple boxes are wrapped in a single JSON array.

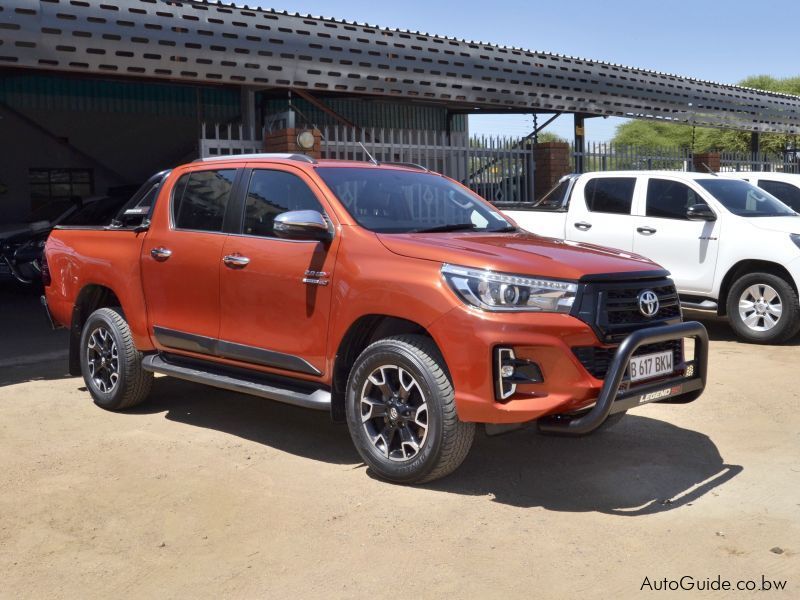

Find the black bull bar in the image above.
[{"left": 538, "top": 321, "right": 709, "bottom": 436}]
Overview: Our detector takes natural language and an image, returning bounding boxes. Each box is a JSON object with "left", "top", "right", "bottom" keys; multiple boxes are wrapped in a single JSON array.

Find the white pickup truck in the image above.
[{"left": 503, "top": 171, "right": 800, "bottom": 344}]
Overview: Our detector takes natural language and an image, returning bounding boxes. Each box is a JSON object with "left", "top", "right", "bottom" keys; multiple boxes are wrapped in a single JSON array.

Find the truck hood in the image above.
[
  {"left": 376, "top": 231, "right": 660, "bottom": 280},
  {"left": 744, "top": 216, "right": 800, "bottom": 234}
]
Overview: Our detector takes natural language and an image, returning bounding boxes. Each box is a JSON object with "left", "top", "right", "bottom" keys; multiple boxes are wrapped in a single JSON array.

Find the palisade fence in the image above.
[
  {"left": 199, "top": 124, "right": 800, "bottom": 204},
  {"left": 320, "top": 126, "right": 535, "bottom": 204},
  {"left": 574, "top": 141, "right": 800, "bottom": 174}
]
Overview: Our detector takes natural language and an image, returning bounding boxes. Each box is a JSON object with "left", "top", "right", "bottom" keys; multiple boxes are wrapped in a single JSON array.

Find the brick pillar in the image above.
[
  {"left": 264, "top": 128, "right": 322, "bottom": 159},
  {"left": 533, "top": 142, "right": 571, "bottom": 200},
  {"left": 693, "top": 152, "right": 721, "bottom": 173}
]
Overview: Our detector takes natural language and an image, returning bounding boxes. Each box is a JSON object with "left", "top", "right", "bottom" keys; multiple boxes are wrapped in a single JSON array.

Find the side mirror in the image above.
[
  {"left": 686, "top": 204, "right": 717, "bottom": 221},
  {"left": 273, "top": 210, "right": 332, "bottom": 241}
]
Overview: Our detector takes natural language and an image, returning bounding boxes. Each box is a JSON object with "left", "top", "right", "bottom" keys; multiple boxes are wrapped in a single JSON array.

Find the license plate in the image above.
[{"left": 629, "top": 350, "right": 673, "bottom": 382}]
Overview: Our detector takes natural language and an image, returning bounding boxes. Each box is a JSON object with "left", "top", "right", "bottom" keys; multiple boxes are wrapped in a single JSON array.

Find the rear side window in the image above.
[
  {"left": 646, "top": 179, "right": 702, "bottom": 220},
  {"left": 243, "top": 170, "right": 323, "bottom": 237},
  {"left": 172, "top": 169, "right": 236, "bottom": 232},
  {"left": 584, "top": 178, "right": 635, "bottom": 214},
  {"left": 758, "top": 180, "right": 800, "bottom": 211}
]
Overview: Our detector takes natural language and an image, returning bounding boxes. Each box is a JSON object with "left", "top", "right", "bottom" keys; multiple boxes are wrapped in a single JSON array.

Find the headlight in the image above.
[
  {"left": 441, "top": 264, "right": 577, "bottom": 312},
  {"left": 791, "top": 234, "right": 800, "bottom": 250}
]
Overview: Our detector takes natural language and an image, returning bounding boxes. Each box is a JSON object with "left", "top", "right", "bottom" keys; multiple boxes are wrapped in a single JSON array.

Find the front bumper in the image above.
[
  {"left": 537, "top": 321, "right": 707, "bottom": 435},
  {"left": 428, "top": 304, "right": 708, "bottom": 430}
]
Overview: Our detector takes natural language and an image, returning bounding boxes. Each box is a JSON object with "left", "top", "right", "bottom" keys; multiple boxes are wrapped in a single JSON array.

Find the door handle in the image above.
[
  {"left": 573, "top": 221, "right": 592, "bottom": 231},
  {"left": 150, "top": 247, "right": 172, "bottom": 261},
  {"left": 636, "top": 226, "right": 657, "bottom": 235},
  {"left": 223, "top": 254, "right": 250, "bottom": 269}
]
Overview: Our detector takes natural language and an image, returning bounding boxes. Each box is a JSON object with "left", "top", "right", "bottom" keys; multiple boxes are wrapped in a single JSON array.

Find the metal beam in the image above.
[
  {"left": 751, "top": 132, "right": 762, "bottom": 172},
  {"left": 574, "top": 114, "right": 586, "bottom": 174}
]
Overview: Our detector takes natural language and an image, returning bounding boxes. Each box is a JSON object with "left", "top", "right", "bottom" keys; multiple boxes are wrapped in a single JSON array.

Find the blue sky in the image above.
[{"left": 250, "top": 1, "right": 800, "bottom": 141}]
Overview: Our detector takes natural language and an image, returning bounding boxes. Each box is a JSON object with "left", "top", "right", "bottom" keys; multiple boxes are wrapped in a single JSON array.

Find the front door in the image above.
[
  {"left": 632, "top": 177, "right": 721, "bottom": 294},
  {"left": 141, "top": 167, "right": 238, "bottom": 349},
  {"left": 218, "top": 166, "right": 339, "bottom": 377},
  {"left": 565, "top": 175, "right": 638, "bottom": 252}
]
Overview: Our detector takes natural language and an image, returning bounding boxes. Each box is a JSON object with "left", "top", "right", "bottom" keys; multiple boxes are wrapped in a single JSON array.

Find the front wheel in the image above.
[
  {"left": 345, "top": 335, "right": 475, "bottom": 484},
  {"left": 726, "top": 273, "right": 800, "bottom": 344}
]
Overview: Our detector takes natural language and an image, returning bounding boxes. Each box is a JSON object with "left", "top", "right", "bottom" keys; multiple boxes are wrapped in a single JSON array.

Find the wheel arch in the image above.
[
  {"left": 330, "top": 314, "right": 440, "bottom": 422},
  {"left": 68, "top": 284, "right": 124, "bottom": 376},
  {"left": 717, "top": 260, "right": 797, "bottom": 316}
]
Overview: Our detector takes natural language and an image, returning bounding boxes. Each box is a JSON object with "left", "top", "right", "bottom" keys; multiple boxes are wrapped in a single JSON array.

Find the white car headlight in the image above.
[{"left": 441, "top": 264, "right": 577, "bottom": 313}]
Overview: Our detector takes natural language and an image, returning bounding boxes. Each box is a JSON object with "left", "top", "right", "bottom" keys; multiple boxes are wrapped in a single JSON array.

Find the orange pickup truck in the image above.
[{"left": 43, "top": 155, "right": 708, "bottom": 483}]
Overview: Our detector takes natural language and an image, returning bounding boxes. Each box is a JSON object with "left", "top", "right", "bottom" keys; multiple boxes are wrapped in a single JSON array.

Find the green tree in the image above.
[
  {"left": 612, "top": 75, "right": 800, "bottom": 154},
  {"left": 536, "top": 131, "right": 568, "bottom": 144}
]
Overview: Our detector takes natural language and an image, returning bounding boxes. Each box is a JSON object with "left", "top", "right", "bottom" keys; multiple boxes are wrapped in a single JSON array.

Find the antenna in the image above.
[
  {"left": 700, "top": 163, "right": 718, "bottom": 176},
  {"left": 359, "top": 142, "right": 378, "bottom": 165}
]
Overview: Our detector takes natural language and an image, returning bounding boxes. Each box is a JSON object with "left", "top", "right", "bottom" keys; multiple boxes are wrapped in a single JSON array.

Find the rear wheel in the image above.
[
  {"left": 727, "top": 273, "right": 800, "bottom": 344},
  {"left": 80, "top": 307, "right": 153, "bottom": 410},
  {"left": 345, "top": 335, "right": 474, "bottom": 484}
]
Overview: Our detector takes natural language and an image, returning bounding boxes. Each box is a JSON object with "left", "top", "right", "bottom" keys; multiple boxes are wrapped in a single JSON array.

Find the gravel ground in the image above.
[{"left": 0, "top": 286, "right": 798, "bottom": 598}]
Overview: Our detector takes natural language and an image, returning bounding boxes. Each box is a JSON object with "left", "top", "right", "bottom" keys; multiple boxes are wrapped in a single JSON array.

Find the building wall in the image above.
[{"left": 0, "top": 73, "right": 242, "bottom": 221}]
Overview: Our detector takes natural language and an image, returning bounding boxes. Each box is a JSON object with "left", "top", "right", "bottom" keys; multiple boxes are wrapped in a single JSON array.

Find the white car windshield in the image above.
[{"left": 697, "top": 179, "right": 796, "bottom": 217}]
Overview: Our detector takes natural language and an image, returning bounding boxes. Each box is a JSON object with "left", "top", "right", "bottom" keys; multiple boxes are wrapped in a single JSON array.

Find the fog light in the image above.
[{"left": 494, "top": 347, "right": 544, "bottom": 402}]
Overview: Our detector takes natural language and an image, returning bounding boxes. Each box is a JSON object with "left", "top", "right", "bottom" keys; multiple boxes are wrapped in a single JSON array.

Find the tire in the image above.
[
  {"left": 345, "top": 335, "right": 475, "bottom": 484},
  {"left": 726, "top": 273, "right": 800, "bottom": 344},
  {"left": 79, "top": 307, "right": 153, "bottom": 410}
]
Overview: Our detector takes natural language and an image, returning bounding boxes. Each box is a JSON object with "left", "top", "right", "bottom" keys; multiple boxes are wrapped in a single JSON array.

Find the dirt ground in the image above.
[{"left": 0, "top": 285, "right": 798, "bottom": 599}]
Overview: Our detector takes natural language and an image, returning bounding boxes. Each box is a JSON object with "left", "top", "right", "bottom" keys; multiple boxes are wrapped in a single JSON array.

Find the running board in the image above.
[
  {"left": 680, "top": 299, "right": 718, "bottom": 312},
  {"left": 142, "top": 354, "right": 330, "bottom": 411}
]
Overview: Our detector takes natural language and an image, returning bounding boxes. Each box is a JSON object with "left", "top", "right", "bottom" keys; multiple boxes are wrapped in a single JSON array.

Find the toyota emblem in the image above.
[{"left": 638, "top": 290, "right": 660, "bottom": 317}]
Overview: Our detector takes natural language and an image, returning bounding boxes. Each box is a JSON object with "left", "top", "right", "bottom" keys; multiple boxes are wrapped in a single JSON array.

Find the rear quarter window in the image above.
[{"left": 584, "top": 177, "right": 636, "bottom": 215}]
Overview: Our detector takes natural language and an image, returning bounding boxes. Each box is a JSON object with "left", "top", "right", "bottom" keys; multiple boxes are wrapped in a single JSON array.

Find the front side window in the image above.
[
  {"left": 697, "top": 179, "right": 796, "bottom": 217},
  {"left": 757, "top": 180, "right": 800, "bottom": 211},
  {"left": 243, "top": 170, "right": 324, "bottom": 237},
  {"left": 315, "top": 167, "right": 513, "bottom": 234},
  {"left": 584, "top": 177, "right": 636, "bottom": 215},
  {"left": 646, "top": 179, "right": 702, "bottom": 220},
  {"left": 172, "top": 169, "right": 236, "bottom": 232}
]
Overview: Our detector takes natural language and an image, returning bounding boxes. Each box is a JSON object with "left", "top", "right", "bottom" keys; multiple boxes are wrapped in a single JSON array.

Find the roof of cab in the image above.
[{"left": 191, "top": 153, "right": 430, "bottom": 172}]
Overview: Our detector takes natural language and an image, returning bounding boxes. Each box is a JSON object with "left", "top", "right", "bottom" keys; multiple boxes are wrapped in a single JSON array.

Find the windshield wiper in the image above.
[{"left": 410, "top": 223, "right": 478, "bottom": 233}]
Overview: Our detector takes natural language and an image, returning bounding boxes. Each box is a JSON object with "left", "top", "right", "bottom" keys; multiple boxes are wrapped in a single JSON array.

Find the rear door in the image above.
[
  {"left": 565, "top": 175, "right": 638, "bottom": 251},
  {"left": 632, "top": 177, "right": 721, "bottom": 294},
  {"left": 141, "top": 167, "right": 239, "bottom": 349},
  {"left": 217, "top": 165, "right": 340, "bottom": 377}
]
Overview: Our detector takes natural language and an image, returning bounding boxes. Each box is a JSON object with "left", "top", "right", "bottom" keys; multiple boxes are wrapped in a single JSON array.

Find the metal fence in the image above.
[
  {"left": 573, "top": 142, "right": 692, "bottom": 172},
  {"left": 719, "top": 151, "right": 800, "bottom": 173},
  {"left": 572, "top": 141, "right": 800, "bottom": 174},
  {"left": 198, "top": 124, "right": 800, "bottom": 204},
  {"left": 320, "top": 126, "right": 534, "bottom": 204}
]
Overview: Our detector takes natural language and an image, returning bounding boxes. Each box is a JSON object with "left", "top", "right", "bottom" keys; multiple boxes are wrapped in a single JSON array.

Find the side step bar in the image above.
[
  {"left": 680, "top": 299, "right": 718, "bottom": 312},
  {"left": 142, "top": 354, "right": 330, "bottom": 411}
]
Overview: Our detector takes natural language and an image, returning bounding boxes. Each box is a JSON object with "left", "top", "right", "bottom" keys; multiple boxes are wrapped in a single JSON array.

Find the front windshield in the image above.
[
  {"left": 315, "top": 167, "right": 514, "bottom": 234},
  {"left": 697, "top": 179, "right": 796, "bottom": 217}
]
